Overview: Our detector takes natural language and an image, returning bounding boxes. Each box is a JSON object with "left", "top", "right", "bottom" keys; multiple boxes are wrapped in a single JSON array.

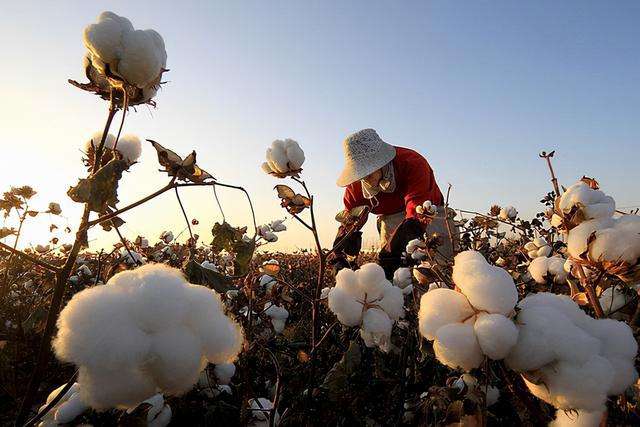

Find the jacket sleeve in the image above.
[{"left": 402, "top": 154, "right": 444, "bottom": 218}]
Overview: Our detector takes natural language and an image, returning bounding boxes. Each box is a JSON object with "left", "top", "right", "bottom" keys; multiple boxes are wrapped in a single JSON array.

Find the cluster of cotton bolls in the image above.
[
  {"left": 83, "top": 12, "right": 167, "bottom": 99},
  {"left": 84, "top": 131, "right": 142, "bottom": 164},
  {"left": 257, "top": 219, "right": 287, "bottom": 243},
  {"left": 524, "top": 237, "right": 552, "bottom": 259},
  {"left": 506, "top": 292, "right": 638, "bottom": 413},
  {"left": 418, "top": 251, "right": 519, "bottom": 370},
  {"left": 261, "top": 139, "right": 305, "bottom": 177},
  {"left": 498, "top": 206, "right": 518, "bottom": 221},
  {"left": 327, "top": 263, "right": 404, "bottom": 351},
  {"left": 53, "top": 264, "right": 244, "bottom": 409},
  {"left": 415, "top": 200, "right": 437, "bottom": 215},
  {"left": 528, "top": 256, "right": 568, "bottom": 284},
  {"left": 554, "top": 181, "right": 640, "bottom": 274}
]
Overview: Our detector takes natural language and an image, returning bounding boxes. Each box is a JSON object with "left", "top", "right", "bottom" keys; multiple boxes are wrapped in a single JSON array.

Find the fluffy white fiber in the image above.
[
  {"left": 528, "top": 256, "right": 568, "bottom": 284},
  {"left": 506, "top": 292, "right": 638, "bottom": 411},
  {"left": 419, "top": 251, "right": 519, "bottom": 370},
  {"left": 327, "top": 263, "right": 404, "bottom": 351},
  {"left": 84, "top": 12, "right": 167, "bottom": 89},
  {"left": 53, "top": 264, "right": 244, "bottom": 409},
  {"left": 524, "top": 237, "right": 552, "bottom": 259},
  {"left": 262, "top": 139, "right": 305, "bottom": 176},
  {"left": 550, "top": 409, "right": 602, "bottom": 427},
  {"left": 392, "top": 267, "right": 413, "bottom": 289},
  {"left": 38, "top": 382, "right": 88, "bottom": 426},
  {"left": 264, "top": 303, "right": 289, "bottom": 334},
  {"left": 214, "top": 363, "right": 236, "bottom": 385},
  {"left": 451, "top": 251, "right": 518, "bottom": 316},
  {"left": 567, "top": 215, "right": 640, "bottom": 264},
  {"left": 558, "top": 181, "right": 615, "bottom": 221},
  {"left": 598, "top": 285, "right": 630, "bottom": 315},
  {"left": 498, "top": 206, "right": 517, "bottom": 220}
]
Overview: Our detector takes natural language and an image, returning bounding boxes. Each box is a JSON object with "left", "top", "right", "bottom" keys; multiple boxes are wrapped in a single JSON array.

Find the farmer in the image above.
[{"left": 330, "top": 128, "right": 454, "bottom": 277}]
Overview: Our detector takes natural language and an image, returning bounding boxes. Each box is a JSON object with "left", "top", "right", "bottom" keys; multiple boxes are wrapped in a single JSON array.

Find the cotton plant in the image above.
[
  {"left": 405, "top": 239, "right": 427, "bottom": 261},
  {"left": 528, "top": 256, "right": 568, "bottom": 284},
  {"left": 53, "top": 264, "right": 244, "bottom": 409},
  {"left": 551, "top": 179, "right": 615, "bottom": 230},
  {"left": 524, "top": 237, "right": 552, "bottom": 259},
  {"left": 415, "top": 200, "right": 437, "bottom": 216},
  {"left": 418, "top": 251, "right": 519, "bottom": 370},
  {"left": 81, "top": 11, "right": 167, "bottom": 104},
  {"left": 261, "top": 139, "right": 305, "bottom": 178},
  {"left": 506, "top": 292, "right": 638, "bottom": 412},
  {"left": 327, "top": 263, "right": 404, "bottom": 352},
  {"left": 256, "top": 220, "right": 287, "bottom": 244}
]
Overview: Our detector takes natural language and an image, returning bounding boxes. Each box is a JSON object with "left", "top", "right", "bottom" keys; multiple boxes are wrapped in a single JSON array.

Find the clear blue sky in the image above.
[{"left": 1, "top": 1, "right": 638, "bottom": 251}]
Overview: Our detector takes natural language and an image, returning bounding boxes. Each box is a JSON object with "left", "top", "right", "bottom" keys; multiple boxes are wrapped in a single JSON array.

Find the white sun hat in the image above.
[{"left": 336, "top": 129, "right": 397, "bottom": 187}]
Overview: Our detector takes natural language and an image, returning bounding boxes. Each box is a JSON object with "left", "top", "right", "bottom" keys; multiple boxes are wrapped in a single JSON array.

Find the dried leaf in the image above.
[
  {"left": 67, "top": 159, "right": 128, "bottom": 213},
  {"left": 184, "top": 259, "right": 233, "bottom": 293},
  {"left": 274, "top": 185, "right": 311, "bottom": 214},
  {"left": 149, "top": 140, "right": 215, "bottom": 183}
]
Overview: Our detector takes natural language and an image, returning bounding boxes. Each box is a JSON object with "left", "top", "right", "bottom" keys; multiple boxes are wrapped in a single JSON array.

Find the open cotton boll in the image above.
[
  {"left": 393, "top": 267, "right": 413, "bottom": 289},
  {"left": 327, "top": 286, "right": 364, "bottom": 327},
  {"left": 418, "top": 288, "right": 475, "bottom": 340},
  {"left": 558, "top": 181, "right": 615, "bottom": 221},
  {"left": 516, "top": 292, "right": 591, "bottom": 329},
  {"left": 452, "top": 251, "right": 518, "bottom": 315},
  {"left": 83, "top": 12, "right": 133, "bottom": 66},
  {"left": 360, "top": 308, "right": 393, "bottom": 351},
  {"left": 114, "top": 134, "right": 142, "bottom": 163},
  {"left": 524, "top": 355, "right": 613, "bottom": 411},
  {"left": 201, "top": 261, "right": 218, "bottom": 272},
  {"left": 55, "top": 264, "right": 243, "bottom": 409},
  {"left": 118, "top": 30, "right": 166, "bottom": 87},
  {"left": 248, "top": 397, "right": 279, "bottom": 426},
  {"left": 269, "top": 219, "right": 287, "bottom": 232},
  {"left": 473, "top": 313, "right": 518, "bottom": 360},
  {"left": 598, "top": 286, "right": 630, "bottom": 315},
  {"left": 433, "top": 323, "right": 484, "bottom": 371},
  {"left": 266, "top": 140, "right": 289, "bottom": 174},
  {"left": 149, "top": 404, "right": 172, "bottom": 427},
  {"left": 284, "top": 139, "right": 305, "bottom": 170},
  {"left": 214, "top": 363, "right": 236, "bottom": 385},
  {"left": 528, "top": 256, "right": 568, "bottom": 284},
  {"left": 357, "top": 263, "right": 388, "bottom": 300},
  {"left": 550, "top": 409, "right": 602, "bottom": 427},
  {"left": 264, "top": 303, "right": 289, "bottom": 333},
  {"left": 524, "top": 237, "right": 552, "bottom": 259},
  {"left": 53, "top": 392, "right": 88, "bottom": 424},
  {"left": 498, "top": 206, "right": 517, "bottom": 220},
  {"left": 378, "top": 283, "right": 404, "bottom": 320},
  {"left": 587, "top": 215, "right": 640, "bottom": 264}
]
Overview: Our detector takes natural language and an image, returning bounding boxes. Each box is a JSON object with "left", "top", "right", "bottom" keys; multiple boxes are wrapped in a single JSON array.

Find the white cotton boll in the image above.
[
  {"left": 452, "top": 251, "right": 518, "bottom": 315},
  {"left": 115, "top": 134, "right": 142, "bottom": 163},
  {"left": 473, "top": 313, "right": 518, "bottom": 360},
  {"left": 524, "top": 355, "right": 613, "bottom": 411},
  {"left": 149, "top": 405, "right": 172, "bottom": 427},
  {"left": 357, "top": 263, "right": 387, "bottom": 300},
  {"left": 550, "top": 409, "right": 602, "bottom": 427},
  {"left": 261, "top": 162, "right": 273, "bottom": 174},
  {"left": 499, "top": 206, "right": 517, "bottom": 220},
  {"left": 528, "top": 257, "right": 549, "bottom": 284},
  {"left": 129, "top": 265, "right": 189, "bottom": 333},
  {"left": 53, "top": 391, "right": 88, "bottom": 424},
  {"left": 184, "top": 284, "right": 243, "bottom": 364},
  {"left": 53, "top": 284, "right": 151, "bottom": 371},
  {"left": 606, "top": 356, "right": 638, "bottom": 395},
  {"left": 598, "top": 286, "right": 629, "bottom": 315},
  {"left": 486, "top": 386, "right": 500, "bottom": 406},
  {"left": 83, "top": 12, "right": 132, "bottom": 66},
  {"left": 201, "top": 261, "right": 218, "bottom": 272},
  {"left": 248, "top": 398, "right": 278, "bottom": 424},
  {"left": 334, "top": 268, "right": 363, "bottom": 299},
  {"left": 528, "top": 256, "right": 568, "bottom": 284},
  {"left": 393, "top": 267, "right": 413, "bottom": 289},
  {"left": 433, "top": 323, "right": 484, "bottom": 371},
  {"left": 121, "top": 249, "right": 145, "bottom": 265},
  {"left": 587, "top": 318, "right": 638, "bottom": 360},
  {"left": 402, "top": 284, "right": 414, "bottom": 295},
  {"left": 214, "top": 363, "right": 236, "bottom": 385},
  {"left": 147, "top": 328, "right": 203, "bottom": 394},
  {"left": 327, "top": 287, "right": 363, "bottom": 327},
  {"left": 551, "top": 214, "right": 563, "bottom": 228},
  {"left": 265, "top": 303, "right": 289, "bottom": 333},
  {"left": 558, "top": 181, "right": 615, "bottom": 221},
  {"left": 378, "top": 283, "right": 404, "bottom": 321},
  {"left": 78, "top": 366, "right": 155, "bottom": 409},
  {"left": 284, "top": 139, "right": 305, "bottom": 170},
  {"left": 418, "top": 288, "right": 474, "bottom": 341},
  {"left": 267, "top": 140, "right": 289, "bottom": 173},
  {"left": 46, "top": 383, "right": 80, "bottom": 406},
  {"left": 84, "top": 131, "right": 115, "bottom": 152},
  {"left": 566, "top": 218, "right": 614, "bottom": 259},
  {"left": 588, "top": 215, "right": 640, "bottom": 264},
  {"left": 159, "top": 230, "right": 174, "bottom": 243},
  {"left": 406, "top": 239, "right": 426, "bottom": 254},
  {"left": 118, "top": 30, "right": 165, "bottom": 87},
  {"left": 270, "top": 219, "right": 286, "bottom": 232},
  {"left": 259, "top": 274, "right": 275, "bottom": 287},
  {"left": 517, "top": 292, "right": 591, "bottom": 329},
  {"left": 360, "top": 308, "right": 392, "bottom": 351}
]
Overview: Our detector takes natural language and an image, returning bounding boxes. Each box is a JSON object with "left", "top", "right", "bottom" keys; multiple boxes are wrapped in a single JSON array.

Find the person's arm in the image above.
[
  {"left": 329, "top": 186, "right": 366, "bottom": 272},
  {"left": 402, "top": 155, "right": 444, "bottom": 218}
]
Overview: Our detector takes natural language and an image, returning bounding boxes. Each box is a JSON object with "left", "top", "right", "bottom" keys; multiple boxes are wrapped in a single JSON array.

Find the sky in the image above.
[{"left": 0, "top": 1, "right": 638, "bottom": 252}]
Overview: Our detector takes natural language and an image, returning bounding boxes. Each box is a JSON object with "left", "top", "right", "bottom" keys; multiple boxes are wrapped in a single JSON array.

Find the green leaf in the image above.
[
  {"left": 67, "top": 159, "right": 128, "bottom": 213},
  {"left": 232, "top": 238, "right": 255, "bottom": 276},
  {"left": 320, "top": 339, "right": 362, "bottom": 402},
  {"left": 211, "top": 222, "right": 246, "bottom": 253},
  {"left": 184, "top": 259, "right": 233, "bottom": 293}
]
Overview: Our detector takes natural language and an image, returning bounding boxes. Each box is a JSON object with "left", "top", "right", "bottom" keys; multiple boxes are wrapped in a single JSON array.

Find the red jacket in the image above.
[{"left": 343, "top": 146, "right": 443, "bottom": 218}]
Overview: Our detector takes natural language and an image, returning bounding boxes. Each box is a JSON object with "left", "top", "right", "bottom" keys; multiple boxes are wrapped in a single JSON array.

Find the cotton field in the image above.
[{"left": 1, "top": 9, "right": 639, "bottom": 427}]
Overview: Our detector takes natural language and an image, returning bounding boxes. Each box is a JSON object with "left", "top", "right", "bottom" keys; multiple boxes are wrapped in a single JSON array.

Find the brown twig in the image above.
[{"left": 539, "top": 151, "right": 561, "bottom": 197}]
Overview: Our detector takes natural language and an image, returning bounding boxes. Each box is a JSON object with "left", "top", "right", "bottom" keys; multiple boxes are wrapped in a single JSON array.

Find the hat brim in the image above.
[{"left": 336, "top": 144, "right": 396, "bottom": 187}]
